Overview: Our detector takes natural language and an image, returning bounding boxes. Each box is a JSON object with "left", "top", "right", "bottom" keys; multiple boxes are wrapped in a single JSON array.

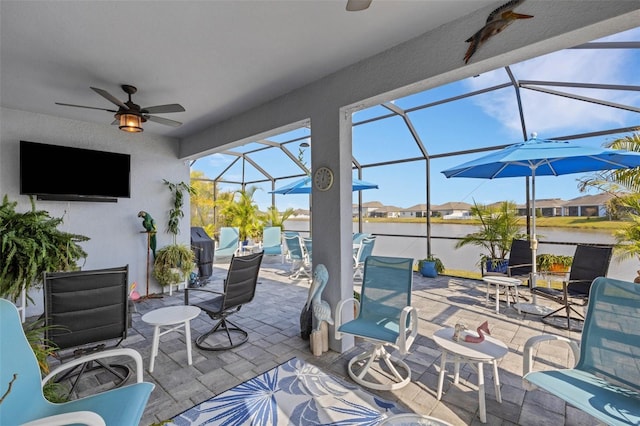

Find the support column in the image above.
[{"left": 310, "top": 107, "right": 355, "bottom": 352}]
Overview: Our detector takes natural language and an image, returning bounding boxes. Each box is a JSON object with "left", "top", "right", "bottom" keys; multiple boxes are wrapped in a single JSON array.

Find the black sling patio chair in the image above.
[
  {"left": 531, "top": 244, "right": 613, "bottom": 330},
  {"left": 43, "top": 265, "right": 131, "bottom": 398},
  {"left": 482, "top": 239, "right": 533, "bottom": 280},
  {"left": 185, "top": 251, "right": 263, "bottom": 350}
]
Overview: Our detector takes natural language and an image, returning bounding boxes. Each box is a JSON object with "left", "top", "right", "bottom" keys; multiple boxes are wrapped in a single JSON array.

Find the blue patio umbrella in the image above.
[
  {"left": 271, "top": 176, "right": 378, "bottom": 194},
  {"left": 442, "top": 135, "right": 640, "bottom": 313}
]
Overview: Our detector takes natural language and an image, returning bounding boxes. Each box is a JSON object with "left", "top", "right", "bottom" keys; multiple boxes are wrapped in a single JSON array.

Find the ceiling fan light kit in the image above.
[
  {"left": 118, "top": 112, "right": 144, "bottom": 133},
  {"left": 55, "top": 84, "right": 184, "bottom": 133}
]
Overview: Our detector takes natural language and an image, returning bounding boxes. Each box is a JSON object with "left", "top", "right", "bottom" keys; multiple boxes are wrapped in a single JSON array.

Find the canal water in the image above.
[{"left": 284, "top": 221, "right": 637, "bottom": 281}]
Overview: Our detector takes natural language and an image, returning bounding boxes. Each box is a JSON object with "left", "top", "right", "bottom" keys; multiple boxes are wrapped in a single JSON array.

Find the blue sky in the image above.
[{"left": 192, "top": 27, "right": 640, "bottom": 211}]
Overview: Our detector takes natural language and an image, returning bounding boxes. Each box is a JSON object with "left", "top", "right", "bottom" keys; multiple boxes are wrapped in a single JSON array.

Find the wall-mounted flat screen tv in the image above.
[{"left": 20, "top": 140, "right": 131, "bottom": 202}]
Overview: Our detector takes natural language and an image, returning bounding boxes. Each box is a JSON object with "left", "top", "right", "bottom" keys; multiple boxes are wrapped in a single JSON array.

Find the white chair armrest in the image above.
[
  {"left": 42, "top": 347, "right": 145, "bottom": 386},
  {"left": 397, "top": 306, "right": 418, "bottom": 354},
  {"left": 522, "top": 334, "right": 580, "bottom": 390},
  {"left": 21, "top": 411, "right": 106, "bottom": 426},
  {"left": 334, "top": 297, "right": 359, "bottom": 340}
]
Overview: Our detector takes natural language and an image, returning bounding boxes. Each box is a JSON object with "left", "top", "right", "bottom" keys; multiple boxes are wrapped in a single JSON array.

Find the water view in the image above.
[{"left": 284, "top": 221, "right": 636, "bottom": 281}]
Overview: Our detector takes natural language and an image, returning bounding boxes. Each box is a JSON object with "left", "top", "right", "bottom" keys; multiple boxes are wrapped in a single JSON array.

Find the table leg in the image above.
[
  {"left": 506, "top": 286, "right": 511, "bottom": 309},
  {"left": 492, "top": 359, "right": 502, "bottom": 403},
  {"left": 485, "top": 283, "right": 490, "bottom": 308},
  {"left": 514, "top": 285, "right": 521, "bottom": 314},
  {"left": 453, "top": 355, "right": 461, "bottom": 384},
  {"left": 495, "top": 284, "right": 500, "bottom": 314},
  {"left": 149, "top": 325, "right": 160, "bottom": 373},
  {"left": 437, "top": 351, "right": 447, "bottom": 400},
  {"left": 185, "top": 320, "right": 193, "bottom": 365},
  {"left": 477, "top": 361, "right": 486, "bottom": 423}
]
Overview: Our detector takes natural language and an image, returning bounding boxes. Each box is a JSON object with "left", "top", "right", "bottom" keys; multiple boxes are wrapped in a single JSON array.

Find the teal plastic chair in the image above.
[
  {"left": 262, "top": 226, "right": 284, "bottom": 262},
  {"left": 215, "top": 227, "right": 240, "bottom": 260},
  {"left": 523, "top": 277, "right": 640, "bottom": 426},
  {"left": 283, "top": 234, "right": 310, "bottom": 279},
  {"left": 0, "top": 298, "right": 154, "bottom": 426},
  {"left": 302, "top": 236, "right": 313, "bottom": 264},
  {"left": 335, "top": 256, "right": 417, "bottom": 390},
  {"left": 353, "top": 236, "right": 376, "bottom": 279}
]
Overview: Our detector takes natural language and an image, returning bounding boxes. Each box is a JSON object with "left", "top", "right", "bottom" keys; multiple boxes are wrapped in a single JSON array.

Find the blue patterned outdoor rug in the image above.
[{"left": 168, "top": 357, "right": 408, "bottom": 425}]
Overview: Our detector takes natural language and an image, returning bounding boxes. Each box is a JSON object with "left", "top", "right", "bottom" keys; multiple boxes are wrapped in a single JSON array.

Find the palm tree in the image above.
[
  {"left": 612, "top": 195, "right": 640, "bottom": 263},
  {"left": 578, "top": 132, "right": 640, "bottom": 194},
  {"left": 264, "top": 206, "right": 295, "bottom": 228},
  {"left": 219, "top": 186, "right": 264, "bottom": 242}
]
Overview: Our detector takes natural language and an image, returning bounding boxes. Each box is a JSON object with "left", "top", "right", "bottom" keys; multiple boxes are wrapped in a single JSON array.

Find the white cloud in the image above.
[{"left": 465, "top": 45, "right": 639, "bottom": 137}]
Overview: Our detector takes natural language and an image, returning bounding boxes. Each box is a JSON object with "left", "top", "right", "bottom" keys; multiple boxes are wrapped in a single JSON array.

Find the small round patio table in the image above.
[
  {"left": 482, "top": 276, "right": 521, "bottom": 314},
  {"left": 433, "top": 327, "right": 508, "bottom": 424},
  {"left": 141, "top": 305, "right": 201, "bottom": 373}
]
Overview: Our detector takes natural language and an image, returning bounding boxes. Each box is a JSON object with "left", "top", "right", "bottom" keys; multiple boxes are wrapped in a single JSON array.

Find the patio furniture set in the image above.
[{"left": 2, "top": 242, "right": 637, "bottom": 425}]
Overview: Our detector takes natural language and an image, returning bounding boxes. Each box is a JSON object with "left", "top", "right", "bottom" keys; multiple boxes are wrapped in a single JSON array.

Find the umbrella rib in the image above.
[{"left": 590, "top": 155, "right": 638, "bottom": 169}]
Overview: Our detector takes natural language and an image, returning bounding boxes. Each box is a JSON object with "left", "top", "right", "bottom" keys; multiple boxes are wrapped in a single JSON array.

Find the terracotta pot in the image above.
[{"left": 549, "top": 263, "right": 570, "bottom": 273}]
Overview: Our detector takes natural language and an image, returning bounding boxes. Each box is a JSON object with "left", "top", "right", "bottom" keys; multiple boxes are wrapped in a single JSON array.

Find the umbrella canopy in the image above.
[
  {"left": 271, "top": 176, "right": 378, "bottom": 195},
  {"left": 442, "top": 137, "right": 640, "bottom": 179},
  {"left": 441, "top": 135, "right": 640, "bottom": 314}
]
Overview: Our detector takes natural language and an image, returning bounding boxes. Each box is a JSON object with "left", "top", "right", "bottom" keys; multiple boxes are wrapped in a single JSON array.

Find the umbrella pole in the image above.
[
  {"left": 530, "top": 167, "right": 537, "bottom": 294},
  {"left": 515, "top": 167, "right": 553, "bottom": 316}
]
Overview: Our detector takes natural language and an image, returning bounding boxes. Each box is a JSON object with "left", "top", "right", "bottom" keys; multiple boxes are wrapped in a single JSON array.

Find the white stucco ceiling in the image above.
[{"left": 0, "top": 0, "right": 497, "bottom": 139}]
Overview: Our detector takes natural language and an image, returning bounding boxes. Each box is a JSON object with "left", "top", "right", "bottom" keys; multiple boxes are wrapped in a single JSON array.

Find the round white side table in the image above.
[
  {"left": 141, "top": 305, "right": 201, "bottom": 373},
  {"left": 433, "top": 327, "right": 508, "bottom": 424},
  {"left": 482, "top": 276, "right": 522, "bottom": 314}
]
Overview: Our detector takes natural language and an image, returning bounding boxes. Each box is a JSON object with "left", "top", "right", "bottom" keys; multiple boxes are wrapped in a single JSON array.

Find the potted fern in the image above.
[
  {"left": 153, "top": 181, "right": 196, "bottom": 289},
  {"left": 0, "top": 195, "right": 88, "bottom": 304}
]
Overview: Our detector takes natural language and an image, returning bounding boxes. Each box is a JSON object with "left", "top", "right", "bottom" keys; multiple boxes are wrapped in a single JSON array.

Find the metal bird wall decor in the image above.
[{"left": 464, "top": 0, "right": 533, "bottom": 64}]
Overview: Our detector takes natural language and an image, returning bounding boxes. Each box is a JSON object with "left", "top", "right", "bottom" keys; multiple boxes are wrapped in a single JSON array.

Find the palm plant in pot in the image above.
[
  {"left": 153, "top": 181, "right": 196, "bottom": 289},
  {"left": 455, "top": 201, "right": 526, "bottom": 273}
]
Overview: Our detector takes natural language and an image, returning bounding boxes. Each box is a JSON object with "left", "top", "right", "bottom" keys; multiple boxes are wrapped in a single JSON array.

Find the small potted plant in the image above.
[
  {"left": 537, "top": 253, "right": 573, "bottom": 273},
  {"left": 153, "top": 180, "right": 196, "bottom": 290},
  {"left": 418, "top": 255, "right": 445, "bottom": 278}
]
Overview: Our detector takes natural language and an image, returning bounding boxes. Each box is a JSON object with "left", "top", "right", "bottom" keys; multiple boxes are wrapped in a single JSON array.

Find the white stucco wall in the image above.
[{"left": 0, "top": 107, "right": 190, "bottom": 316}]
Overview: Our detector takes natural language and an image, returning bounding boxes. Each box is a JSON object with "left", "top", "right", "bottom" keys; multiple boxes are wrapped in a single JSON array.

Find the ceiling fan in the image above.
[
  {"left": 55, "top": 84, "right": 185, "bottom": 133},
  {"left": 346, "top": 0, "right": 372, "bottom": 12}
]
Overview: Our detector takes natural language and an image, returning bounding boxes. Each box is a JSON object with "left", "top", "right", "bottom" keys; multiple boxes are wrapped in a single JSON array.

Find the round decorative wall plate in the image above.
[{"left": 313, "top": 166, "right": 334, "bottom": 191}]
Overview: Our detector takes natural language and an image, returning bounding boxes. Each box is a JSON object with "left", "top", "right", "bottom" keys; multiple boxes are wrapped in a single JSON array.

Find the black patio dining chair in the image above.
[
  {"left": 531, "top": 244, "right": 613, "bottom": 330},
  {"left": 481, "top": 238, "right": 533, "bottom": 280},
  {"left": 184, "top": 251, "right": 263, "bottom": 350}
]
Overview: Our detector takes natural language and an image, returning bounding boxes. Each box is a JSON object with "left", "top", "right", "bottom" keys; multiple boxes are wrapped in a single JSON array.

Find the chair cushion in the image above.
[{"left": 338, "top": 317, "right": 399, "bottom": 344}]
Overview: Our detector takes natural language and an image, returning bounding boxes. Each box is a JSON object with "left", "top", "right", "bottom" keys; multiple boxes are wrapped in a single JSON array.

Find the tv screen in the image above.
[{"left": 20, "top": 141, "right": 131, "bottom": 201}]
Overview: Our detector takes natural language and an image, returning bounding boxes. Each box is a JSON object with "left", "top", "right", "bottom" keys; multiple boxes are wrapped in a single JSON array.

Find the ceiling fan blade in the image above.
[
  {"left": 55, "top": 102, "right": 118, "bottom": 113},
  {"left": 90, "top": 87, "right": 129, "bottom": 110},
  {"left": 346, "top": 0, "right": 372, "bottom": 11},
  {"left": 145, "top": 115, "right": 182, "bottom": 127},
  {"left": 141, "top": 104, "right": 185, "bottom": 114}
]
